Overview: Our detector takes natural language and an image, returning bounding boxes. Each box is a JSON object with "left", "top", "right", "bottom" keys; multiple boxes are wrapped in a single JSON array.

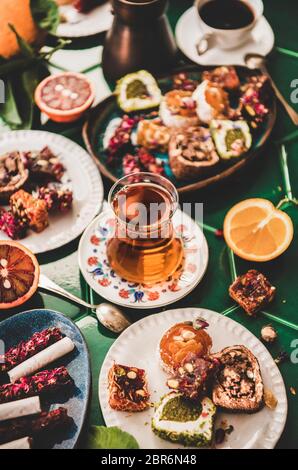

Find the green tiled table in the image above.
[{"left": 1, "top": 0, "right": 298, "bottom": 449}]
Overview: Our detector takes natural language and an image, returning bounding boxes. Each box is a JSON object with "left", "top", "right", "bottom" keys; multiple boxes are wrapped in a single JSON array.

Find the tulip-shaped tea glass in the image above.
[{"left": 107, "top": 172, "right": 184, "bottom": 284}]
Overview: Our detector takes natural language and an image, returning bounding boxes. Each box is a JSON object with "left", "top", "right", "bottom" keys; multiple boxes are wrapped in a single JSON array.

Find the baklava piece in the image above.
[
  {"left": 212, "top": 345, "right": 264, "bottom": 413},
  {"left": 135, "top": 118, "right": 171, "bottom": 152},
  {"left": 0, "top": 152, "right": 29, "bottom": 201},
  {"left": 169, "top": 127, "right": 219, "bottom": 180},
  {"left": 10, "top": 189, "right": 49, "bottom": 233},
  {"left": 229, "top": 269, "right": 276, "bottom": 316},
  {"left": 108, "top": 364, "right": 150, "bottom": 412}
]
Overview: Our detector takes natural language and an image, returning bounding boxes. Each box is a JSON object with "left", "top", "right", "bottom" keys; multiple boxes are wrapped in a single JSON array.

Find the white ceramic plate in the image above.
[
  {"left": 99, "top": 308, "right": 287, "bottom": 449},
  {"left": 0, "top": 130, "right": 103, "bottom": 254},
  {"left": 175, "top": 7, "right": 275, "bottom": 66},
  {"left": 78, "top": 208, "right": 209, "bottom": 309},
  {"left": 56, "top": 2, "right": 113, "bottom": 38}
]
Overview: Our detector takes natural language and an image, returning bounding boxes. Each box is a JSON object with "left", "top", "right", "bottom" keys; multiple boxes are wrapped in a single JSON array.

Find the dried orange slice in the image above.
[
  {"left": 0, "top": 241, "right": 40, "bottom": 310},
  {"left": 159, "top": 322, "right": 212, "bottom": 372},
  {"left": 224, "top": 198, "right": 294, "bottom": 262}
]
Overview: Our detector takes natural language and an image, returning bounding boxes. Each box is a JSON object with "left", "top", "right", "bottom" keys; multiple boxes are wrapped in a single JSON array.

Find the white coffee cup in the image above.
[{"left": 195, "top": 0, "right": 264, "bottom": 54}]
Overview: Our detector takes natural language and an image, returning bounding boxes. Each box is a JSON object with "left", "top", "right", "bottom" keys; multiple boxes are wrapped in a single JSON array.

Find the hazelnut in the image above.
[
  {"left": 181, "top": 330, "right": 196, "bottom": 341},
  {"left": 184, "top": 363, "right": 194, "bottom": 373},
  {"left": 167, "top": 379, "right": 179, "bottom": 389},
  {"left": 173, "top": 335, "right": 184, "bottom": 342},
  {"left": 261, "top": 325, "right": 277, "bottom": 343},
  {"left": 127, "top": 371, "right": 137, "bottom": 380}
]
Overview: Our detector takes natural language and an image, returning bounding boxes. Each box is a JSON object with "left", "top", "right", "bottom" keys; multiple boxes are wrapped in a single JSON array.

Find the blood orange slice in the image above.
[{"left": 0, "top": 241, "right": 40, "bottom": 310}]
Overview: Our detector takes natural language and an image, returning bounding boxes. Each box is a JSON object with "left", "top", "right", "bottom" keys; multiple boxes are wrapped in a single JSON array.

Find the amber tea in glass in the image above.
[{"left": 107, "top": 173, "right": 184, "bottom": 284}]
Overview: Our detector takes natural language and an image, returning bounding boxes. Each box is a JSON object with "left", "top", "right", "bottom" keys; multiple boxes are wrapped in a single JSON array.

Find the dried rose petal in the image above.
[
  {"left": 215, "top": 427, "right": 226, "bottom": 445},
  {"left": 215, "top": 424, "right": 234, "bottom": 445},
  {"left": 193, "top": 317, "right": 209, "bottom": 330}
]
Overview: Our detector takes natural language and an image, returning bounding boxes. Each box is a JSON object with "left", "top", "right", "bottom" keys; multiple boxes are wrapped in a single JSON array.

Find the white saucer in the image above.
[
  {"left": 78, "top": 209, "right": 208, "bottom": 310},
  {"left": 56, "top": 2, "right": 113, "bottom": 38},
  {"left": 175, "top": 7, "right": 275, "bottom": 66}
]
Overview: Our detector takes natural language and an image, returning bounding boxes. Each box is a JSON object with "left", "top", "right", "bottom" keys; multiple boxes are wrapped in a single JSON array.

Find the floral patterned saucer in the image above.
[{"left": 78, "top": 209, "right": 208, "bottom": 309}]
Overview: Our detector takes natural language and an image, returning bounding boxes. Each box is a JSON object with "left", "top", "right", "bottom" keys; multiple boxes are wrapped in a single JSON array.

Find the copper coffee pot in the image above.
[{"left": 102, "top": 0, "right": 178, "bottom": 83}]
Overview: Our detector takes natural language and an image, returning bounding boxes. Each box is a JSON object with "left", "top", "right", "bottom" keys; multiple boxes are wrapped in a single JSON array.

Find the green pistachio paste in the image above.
[
  {"left": 126, "top": 80, "right": 149, "bottom": 99},
  {"left": 160, "top": 396, "right": 202, "bottom": 422},
  {"left": 225, "top": 128, "right": 245, "bottom": 150}
]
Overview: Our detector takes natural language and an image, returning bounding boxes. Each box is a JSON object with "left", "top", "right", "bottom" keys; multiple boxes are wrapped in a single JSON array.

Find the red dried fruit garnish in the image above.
[
  {"left": 107, "top": 115, "right": 138, "bottom": 162},
  {"left": 0, "top": 328, "right": 63, "bottom": 373}
]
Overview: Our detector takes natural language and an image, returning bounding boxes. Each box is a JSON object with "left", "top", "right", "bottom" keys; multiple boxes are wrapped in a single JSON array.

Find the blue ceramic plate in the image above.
[{"left": 0, "top": 309, "right": 91, "bottom": 449}]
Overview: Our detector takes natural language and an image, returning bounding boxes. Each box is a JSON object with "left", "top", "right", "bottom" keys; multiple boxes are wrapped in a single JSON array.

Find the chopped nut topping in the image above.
[
  {"left": 127, "top": 371, "right": 137, "bottom": 380},
  {"left": 184, "top": 363, "right": 194, "bottom": 373},
  {"left": 167, "top": 379, "right": 179, "bottom": 389},
  {"left": 264, "top": 388, "right": 278, "bottom": 409},
  {"left": 181, "top": 330, "right": 196, "bottom": 341},
  {"left": 261, "top": 325, "right": 277, "bottom": 343}
]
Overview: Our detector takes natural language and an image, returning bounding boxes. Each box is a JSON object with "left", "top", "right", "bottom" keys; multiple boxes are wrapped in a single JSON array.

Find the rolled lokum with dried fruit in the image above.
[
  {"left": 8, "top": 337, "right": 75, "bottom": 383},
  {"left": 0, "top": 407, "right": 72, "bottom": 445},
  {"left": 0, "top": 367, "right": 73, "bottom": 404},
  {"left": 0, "top": 328, "right": 63, "bottom": 374}
]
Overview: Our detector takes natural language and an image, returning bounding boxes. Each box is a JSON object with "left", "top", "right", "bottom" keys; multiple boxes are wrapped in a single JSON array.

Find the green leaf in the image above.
[
  {"left": 0, "top": 58, "right": 38, "bottom": 78},
  {"left": 86, "top": 426, "right": 140, "bottom": 450},
  {"left": 30, "top": 0, "right": 60, "bottom": 34}
]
